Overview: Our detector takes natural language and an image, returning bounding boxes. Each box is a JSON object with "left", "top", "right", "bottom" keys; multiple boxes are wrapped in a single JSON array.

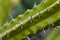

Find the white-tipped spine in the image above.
[
  {"left": 20, "top": 21, "right": 24, "bottom": 30},
  {"left": 30, "top": 16, "right": 33, "bottom": 23},
  {"left": 43, "top": 28, "right": 46, "bottom": 34},
  {"left": 38, "top": 11, "right": 41, "bottom": 18}
]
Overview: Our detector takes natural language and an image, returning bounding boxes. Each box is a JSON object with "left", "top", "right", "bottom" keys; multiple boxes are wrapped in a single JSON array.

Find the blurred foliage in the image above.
[
  {"left": 9, "top": 0, "right": 41, "bottom": 21},
  {"left": 0, "top": 0, "right": 12, "bottom": 26},
  {"left": 21, "top": 0, "right": 41, "bottom": 9}
]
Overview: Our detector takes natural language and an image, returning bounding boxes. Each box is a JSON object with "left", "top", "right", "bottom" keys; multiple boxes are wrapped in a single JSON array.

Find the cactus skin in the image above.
[
  {"left": 0, "top": 0, "right": 57, "bottom": 33},
  {"left": 23, "top": 20, "right": 60, "bottom": 40},
  {"left": 0, "top": 0, "right": 60, "bottom": 40},
  {"left": 8, "top": 10, "right": 60, "bottom": 40},
  {"left": 3, "top": 0, "right": 56, "bottom": 30}
]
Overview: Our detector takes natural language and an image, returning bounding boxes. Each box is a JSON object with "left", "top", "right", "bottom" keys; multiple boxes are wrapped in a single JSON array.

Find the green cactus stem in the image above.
[
  {"left": 0, "top": 0, "right": 60, "bottom": 40},
  {"left": 1, "top": 1, "right": 60, "bottom": 40},
  {"left": 8, "top": 10, "right": 60, "bottom": 40}
]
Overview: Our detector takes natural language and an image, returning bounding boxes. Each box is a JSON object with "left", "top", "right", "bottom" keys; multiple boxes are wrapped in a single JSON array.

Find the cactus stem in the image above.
[
  {"left": 12, "top": 24, "right": 19, "bottom": 30},
  {"left": 47, "top": 7, "right": 50, "bottom": 12},
  {"left": 28, "top": 29, "right": 36, "bottom": 34},
  {"left": 12, "top": 27, "right": 16, "bottom": 30}
]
